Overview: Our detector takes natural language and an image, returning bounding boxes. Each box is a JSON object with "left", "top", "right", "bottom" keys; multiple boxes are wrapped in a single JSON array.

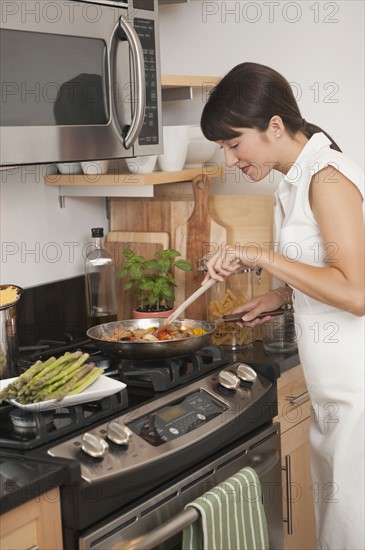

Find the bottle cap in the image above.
[{"left": 91, "top": 228, "right": 104, "bottom": 238}]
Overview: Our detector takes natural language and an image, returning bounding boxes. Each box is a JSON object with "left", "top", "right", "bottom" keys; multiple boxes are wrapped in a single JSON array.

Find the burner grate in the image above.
[
  {"left": 0, "top": 390, "right": 128, "bottom": 450},
  {"left": 118, "top": 346, "right": 227, "bottom": 391}
]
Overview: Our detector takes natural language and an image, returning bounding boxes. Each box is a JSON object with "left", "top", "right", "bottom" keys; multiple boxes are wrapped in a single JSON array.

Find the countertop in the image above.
[
  {"left": 0, "top": 454, "right": 69, "bottom": 515},
  {"left": 0, "top": 342, "right": 299, "bottom": 516},
  {"left": 223, "top": 341, "right": 300, "bottom": 377}
]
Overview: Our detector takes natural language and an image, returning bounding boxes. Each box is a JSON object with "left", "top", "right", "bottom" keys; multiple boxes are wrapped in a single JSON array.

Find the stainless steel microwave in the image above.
[{"left": 0, "top": 0, "right": 162, "bottom": 166}]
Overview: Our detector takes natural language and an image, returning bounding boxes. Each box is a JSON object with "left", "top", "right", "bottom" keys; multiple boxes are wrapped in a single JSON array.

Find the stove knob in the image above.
[
  {"left": 81, "top": 433, "right": 109, "bottom": 458},
  {"left": 218, "top": 370, "right": 240, "bottom": 390},
  {"left": 236, "top": 363, "right": 257, "bottom": 384},
  {"left": 107, "top": 421, "right": 132, "bottom": 446}
]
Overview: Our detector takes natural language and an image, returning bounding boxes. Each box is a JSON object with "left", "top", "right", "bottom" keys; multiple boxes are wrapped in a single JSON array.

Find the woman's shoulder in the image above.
[{"left": 310, "top": 144, "right": 364, "bottom": 195}]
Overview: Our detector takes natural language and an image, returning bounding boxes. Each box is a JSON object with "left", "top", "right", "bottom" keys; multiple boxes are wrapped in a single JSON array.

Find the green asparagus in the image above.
[{"left": 0, "top": 352, "right": 103, "bottom": 404}]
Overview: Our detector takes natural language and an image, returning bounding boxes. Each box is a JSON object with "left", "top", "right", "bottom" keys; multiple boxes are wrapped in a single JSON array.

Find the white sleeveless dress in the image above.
[{"left": 274, "top": 133, "right": 364, "bottom": 550}]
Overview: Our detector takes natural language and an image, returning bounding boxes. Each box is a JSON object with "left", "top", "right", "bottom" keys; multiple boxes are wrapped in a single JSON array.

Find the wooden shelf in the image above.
[
  {"left": 161, "top": 74, "right": 220, "bottom": 101},
  {"left": 161, "top": 74, "right": 220, "bottom": 88},
  {"left": 44, "top": 74, "right": 223, "bottom": 198},
  {"left": 44, "top": 165, "right": 223, "bottom": 187}
]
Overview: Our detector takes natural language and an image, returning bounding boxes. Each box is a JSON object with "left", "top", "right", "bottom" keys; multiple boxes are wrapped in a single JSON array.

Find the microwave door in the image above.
[{"left": 0, "top": 2, "right": 160, "bottom": 166}]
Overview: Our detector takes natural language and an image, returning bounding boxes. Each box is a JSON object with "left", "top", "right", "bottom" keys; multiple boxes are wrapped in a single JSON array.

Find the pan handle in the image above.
[{"left": 221, "top": 308, "right": 285, "bottom": 322}]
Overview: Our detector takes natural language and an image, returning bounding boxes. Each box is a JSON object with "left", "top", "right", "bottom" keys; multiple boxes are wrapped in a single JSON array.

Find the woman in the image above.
[{"left": 201, "top": 62, "right": 364, "bottom": 550}]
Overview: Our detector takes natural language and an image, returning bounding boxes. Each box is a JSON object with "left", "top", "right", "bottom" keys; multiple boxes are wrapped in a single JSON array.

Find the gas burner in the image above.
[
  {"left": 118, "top": 346, "right": 227, "bottom": 391},
  {"left": 0, "top": 391, "right": 128, "bottom": 451},
  {"left": 17, "top": 338, "right": 120, "bottom": 376},
  {"left": 9, "top": 408, "right": 55, "bottom": 438}
]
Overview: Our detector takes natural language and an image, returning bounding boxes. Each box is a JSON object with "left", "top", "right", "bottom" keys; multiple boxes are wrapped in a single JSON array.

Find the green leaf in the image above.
[
  {"left": 139, "top": 280, "right": 156, "bottom": 291},
  {"left": 118, "top": 267, "right": 129, "bottom": 278},
  {"left": 162, "top": 285, "right": 175, "bottom": 301},
  {"left": 130, "top": 265, "right": 143, "bottom": 279},
  {"left": 174, "top": 259, "right": 193, "bottom": 272},
  {"left": 143, "top": 259, "right": 159, "bottom": 270},
  {"left": 123, "top": 280, "right": 135, "bottom": 291}
]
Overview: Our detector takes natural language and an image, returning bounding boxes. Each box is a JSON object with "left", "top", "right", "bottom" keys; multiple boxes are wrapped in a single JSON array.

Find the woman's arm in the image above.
[
  {"left": 265, "top": 166, "right": 364, "bottom": 315},
  {"left": 203, "top": 167, "right": 365, "bottom": 316}
]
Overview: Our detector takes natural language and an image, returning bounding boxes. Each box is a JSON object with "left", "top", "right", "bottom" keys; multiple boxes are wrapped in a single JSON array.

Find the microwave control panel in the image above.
[{"left": 134, "top": 18, "right": 159, "bottom": 146}]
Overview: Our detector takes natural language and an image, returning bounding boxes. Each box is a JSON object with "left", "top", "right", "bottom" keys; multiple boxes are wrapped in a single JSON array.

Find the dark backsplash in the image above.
[{"left": 16, "top": 276, "right": 88, "bottom": 347}]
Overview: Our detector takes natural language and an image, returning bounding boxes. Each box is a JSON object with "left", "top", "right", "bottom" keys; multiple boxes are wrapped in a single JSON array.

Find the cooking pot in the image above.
[
  {"left": 0, "top": 285, "right": 22, "bottom": 379},
  {"left": 86, "top": 318, "right": 216, "bottom": 360}
]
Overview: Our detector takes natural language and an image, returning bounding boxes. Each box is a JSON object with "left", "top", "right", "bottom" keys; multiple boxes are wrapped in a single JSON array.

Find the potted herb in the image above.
[{"left": 118, "top": 248, "right": 193, "bottom": 318}]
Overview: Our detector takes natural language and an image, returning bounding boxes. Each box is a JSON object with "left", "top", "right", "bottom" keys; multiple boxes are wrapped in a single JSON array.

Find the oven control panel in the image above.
[
  {"left": 47, "top": 363, "right": 275, "bottom": 483},
  {"left": 127, "top": 390, "right": 228, "bottom": 446}
]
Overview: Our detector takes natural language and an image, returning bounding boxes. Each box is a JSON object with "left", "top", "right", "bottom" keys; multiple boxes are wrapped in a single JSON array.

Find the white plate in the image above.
[{"left": 0, "top": 376, "right": 126, "bottom": 412}]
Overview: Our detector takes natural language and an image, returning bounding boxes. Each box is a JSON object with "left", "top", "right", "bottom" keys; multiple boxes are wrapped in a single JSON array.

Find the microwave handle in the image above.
[{"left": 118, "top": 15, "right": 146, "bottom": 149}]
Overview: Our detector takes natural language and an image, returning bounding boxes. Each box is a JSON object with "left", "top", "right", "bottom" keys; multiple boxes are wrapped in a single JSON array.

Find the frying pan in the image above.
[{"left": 86, "top": 318, "right": 216, "bottom": 361}]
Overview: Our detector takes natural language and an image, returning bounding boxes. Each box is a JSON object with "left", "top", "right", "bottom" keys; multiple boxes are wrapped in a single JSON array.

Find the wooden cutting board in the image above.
[
  {"left": 105, "top": 231, "right": 170, "bottom": 319},
  {"left": 174, "top": 175, "right": 227, "bottom": 319}
]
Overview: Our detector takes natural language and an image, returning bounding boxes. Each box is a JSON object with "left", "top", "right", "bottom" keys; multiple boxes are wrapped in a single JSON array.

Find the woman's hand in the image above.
[
  {"left": 230, "top": 290, "right": 290, "bottom": 327},
  {"left": 201, "top": 244, "right": 261, "bottom": 284}
]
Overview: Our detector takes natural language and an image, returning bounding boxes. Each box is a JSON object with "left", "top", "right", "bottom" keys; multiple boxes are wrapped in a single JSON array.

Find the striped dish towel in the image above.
[{"left": 182, "top": 466, "right": 269, "bottom": 550}]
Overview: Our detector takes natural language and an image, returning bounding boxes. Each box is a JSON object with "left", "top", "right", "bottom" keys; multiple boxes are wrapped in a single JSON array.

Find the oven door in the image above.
[
  {"left": 0, "top": 0, "right": 162, "bottom": 166},
  {"left": 79, "top": 423, "right": 284, "bottom": 550}
]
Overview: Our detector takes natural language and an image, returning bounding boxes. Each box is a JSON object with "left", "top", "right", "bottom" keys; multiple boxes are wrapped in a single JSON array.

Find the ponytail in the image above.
[{"left": 303, "top": 120, "right": 342, "bottom": 152}]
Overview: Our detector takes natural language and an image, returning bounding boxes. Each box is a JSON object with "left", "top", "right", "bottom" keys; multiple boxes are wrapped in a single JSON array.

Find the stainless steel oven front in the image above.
[
  {"left": 0, "top": 0, "right": 162, "bottom": 166},
  {"left": 79, "top": 423, "right": 283, "bottom": 550},
  {"left": 46, "top": 362, "right": 284, "bottom": 550}
]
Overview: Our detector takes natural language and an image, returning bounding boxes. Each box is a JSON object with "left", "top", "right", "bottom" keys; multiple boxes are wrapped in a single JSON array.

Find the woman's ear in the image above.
[{"left": 269, "top": 115, "right": 285, "bottom": 139}]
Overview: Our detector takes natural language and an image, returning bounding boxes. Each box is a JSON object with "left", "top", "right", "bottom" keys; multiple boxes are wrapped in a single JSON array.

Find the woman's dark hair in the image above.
[{"left": 201, "top": 62, "right": 341, "bottom": 152}]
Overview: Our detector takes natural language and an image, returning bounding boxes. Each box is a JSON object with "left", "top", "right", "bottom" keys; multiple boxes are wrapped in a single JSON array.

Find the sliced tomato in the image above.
[{"left": 156, "top": 331, "right": 172, "bottom": 340}]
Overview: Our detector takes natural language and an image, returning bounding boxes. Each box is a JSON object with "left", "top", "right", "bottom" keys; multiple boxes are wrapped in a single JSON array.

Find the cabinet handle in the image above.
[
  {"left": 282, "top": 454, "right": 293, "bottom": 535},
  {"left": 285, "top": 391, "right": 309, "bottom": 406}
]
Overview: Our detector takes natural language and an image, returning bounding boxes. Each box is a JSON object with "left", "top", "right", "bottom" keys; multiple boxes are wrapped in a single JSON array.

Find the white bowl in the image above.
[
  {"left": 184, "top": 125, "right": 218, "bottom": 168},
  {"left": 158, "top": 125, "right": 189, "bottom": 172},
  {"left": 81, "top": 160, "right": 109, "bottom": 175},
  {"left": 126, "top": 155, "right": 157, "bottom": 174},
  {"left": 57, "top": 162, "right": 82, "bottom": 175}
]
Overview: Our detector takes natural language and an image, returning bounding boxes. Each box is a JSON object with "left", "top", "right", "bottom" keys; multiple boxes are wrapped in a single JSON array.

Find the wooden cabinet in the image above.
[
  {"left": 276, "top": 365, "right": 317, "bottom": 550},
  {"left": 0, "top": 487, "right": 63, "bottom": 550}
]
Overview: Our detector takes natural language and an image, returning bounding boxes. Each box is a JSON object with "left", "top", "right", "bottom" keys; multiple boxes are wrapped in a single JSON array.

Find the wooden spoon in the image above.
[{"left": 159, "top": 279, "right": 217, "bottom": 330}]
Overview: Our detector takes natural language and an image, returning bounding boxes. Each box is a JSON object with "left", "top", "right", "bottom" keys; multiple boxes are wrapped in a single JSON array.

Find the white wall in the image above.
[
  {"left": 159, "top": 0, "right": 364, "bottom": 195},
  {"left": 1, "top": 0, "right": 363, "bottom": 288},
  {"left": 0, "top": 165, "right": 108, "bottom": 288}
]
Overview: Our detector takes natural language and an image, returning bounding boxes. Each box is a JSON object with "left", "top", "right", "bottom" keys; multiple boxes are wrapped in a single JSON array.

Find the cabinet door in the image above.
[
  {"left": 281, "top": 416, "right": 317, "bottom": 550},
  {"left": 0, "top": 487, "right": 63, "bottom": 550},
  {"left": 276, "top": 365, "right": 311, "bottom": 435}
]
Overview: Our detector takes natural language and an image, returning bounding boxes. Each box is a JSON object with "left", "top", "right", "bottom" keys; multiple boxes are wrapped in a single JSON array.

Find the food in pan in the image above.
[
  {"left": 101, "top": 324, "right": 207, "bottom": 343},
  {"left": 208, "top": 289, "right": 259, "bottom": 347}
]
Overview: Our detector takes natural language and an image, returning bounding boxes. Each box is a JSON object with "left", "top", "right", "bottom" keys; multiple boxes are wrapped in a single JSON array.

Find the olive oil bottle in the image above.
[{"left": 85, "top": 228, "right": 117, "bottom": 329}]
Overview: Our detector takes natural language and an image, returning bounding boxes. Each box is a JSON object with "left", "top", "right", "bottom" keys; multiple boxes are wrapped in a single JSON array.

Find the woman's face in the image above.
[{"left": 217, "top": 127, "right": 278, "bottom": 182}]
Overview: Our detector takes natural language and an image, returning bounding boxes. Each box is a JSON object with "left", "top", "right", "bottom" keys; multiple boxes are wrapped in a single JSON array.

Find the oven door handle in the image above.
[
  {"left": 112, "top": 452, "right": 279, "bottom": 550},
  {"left": 118, "top": 15, "right": 146, "bottom": 150}
]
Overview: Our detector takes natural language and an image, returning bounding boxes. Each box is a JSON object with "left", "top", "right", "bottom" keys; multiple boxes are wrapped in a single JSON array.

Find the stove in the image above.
[
  {"left": 116, "top": 345, "right": 227, "bottom": 391},
  {"left": 1, "top": 338, "right": 283, "bottom": 549}
]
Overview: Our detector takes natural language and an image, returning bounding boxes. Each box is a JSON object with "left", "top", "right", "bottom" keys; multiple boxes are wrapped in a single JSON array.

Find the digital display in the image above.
[
  {"left": 157, "top": 405, "right": 187, "bottom": 423},
  {"left": 134, "top": 0, "right": 155, "bottom": 11},
  {"left": 127, "top": 390, "right": 228, "bottom": 447}
]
